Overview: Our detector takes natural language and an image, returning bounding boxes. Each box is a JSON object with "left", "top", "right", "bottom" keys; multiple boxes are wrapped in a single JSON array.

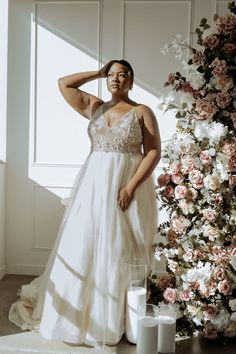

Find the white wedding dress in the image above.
[{"left": 9, "top": 105, "right": 157, "bottom": 347}]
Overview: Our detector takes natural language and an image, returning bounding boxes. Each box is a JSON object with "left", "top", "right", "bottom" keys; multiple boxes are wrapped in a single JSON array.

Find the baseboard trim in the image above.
[
  {"left": 5, "top": 263, "right": 166, "bottom": 278},
  {"left": 6, "top": 264, "right": 45, "bottom": 276},
  {"left": 0, "top": 264, "right": 6, "bottom": 280}
]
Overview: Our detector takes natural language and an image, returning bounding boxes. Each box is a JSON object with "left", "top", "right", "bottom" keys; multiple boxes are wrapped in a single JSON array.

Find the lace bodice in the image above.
[{"left": 88, "top": 105, "right": 143, "bottom": 154}]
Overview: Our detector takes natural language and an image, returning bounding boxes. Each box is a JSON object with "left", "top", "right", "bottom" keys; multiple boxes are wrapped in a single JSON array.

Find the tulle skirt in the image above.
[{"left": 9, "top": 151, "right": 157, "bottom": 347}]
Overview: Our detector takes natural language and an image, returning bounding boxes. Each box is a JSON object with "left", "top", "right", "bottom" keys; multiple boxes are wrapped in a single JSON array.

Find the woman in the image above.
[{"left": 9, "top": 60, "right": 161, "bottom": 347}]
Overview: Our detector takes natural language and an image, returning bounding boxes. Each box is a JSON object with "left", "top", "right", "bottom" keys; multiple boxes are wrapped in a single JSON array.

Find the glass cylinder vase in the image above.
[
  {"left": 137, "top": 303, "right": 159, "bottom": 354},
  {"left": 158, "top": 304, "right": 176, "bottom": 354},
  {"left": 126, "top": 258, "right": 147, "bottom": 344}
]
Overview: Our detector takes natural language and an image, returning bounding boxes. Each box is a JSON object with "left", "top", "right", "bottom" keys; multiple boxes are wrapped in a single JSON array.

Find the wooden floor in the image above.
[{"left": 0, "top": 275, "right": 236, "bottom": 354}]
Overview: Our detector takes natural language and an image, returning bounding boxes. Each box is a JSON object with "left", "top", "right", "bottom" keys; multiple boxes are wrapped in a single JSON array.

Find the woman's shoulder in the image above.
[{"left": 135, "top": 104, "right": 156, "bottom": 120}]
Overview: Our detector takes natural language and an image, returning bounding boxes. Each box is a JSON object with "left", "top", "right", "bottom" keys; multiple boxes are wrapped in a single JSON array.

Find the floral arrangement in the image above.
[{"left": 150, "top": 1, "right": 236, "bottom": 340}]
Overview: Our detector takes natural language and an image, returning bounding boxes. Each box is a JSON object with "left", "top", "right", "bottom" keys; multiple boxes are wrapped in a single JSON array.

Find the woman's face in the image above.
[{"left": 106, "top": 63, "right": 133, "bottom": 95}]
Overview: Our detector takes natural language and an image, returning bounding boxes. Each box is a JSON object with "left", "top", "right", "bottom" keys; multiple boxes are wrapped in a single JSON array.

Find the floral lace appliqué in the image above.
[{"left": 88, "top": 107, "right": 143, "bottom": 154}]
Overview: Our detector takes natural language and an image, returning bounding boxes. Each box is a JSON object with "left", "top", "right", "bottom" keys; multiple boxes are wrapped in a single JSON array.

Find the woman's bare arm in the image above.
[{"left": 58, "top": 70, "right": 104, "bottom": 119}]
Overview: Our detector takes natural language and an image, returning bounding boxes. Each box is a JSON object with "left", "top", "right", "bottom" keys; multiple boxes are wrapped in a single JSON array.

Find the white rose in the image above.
[
  {"left": 229, "top": 299, "right": 236, "bottom": 311},
  {"left": 211, "top": 309, "right": 230, "bottom": 331},
  {"left": 230, "top": 255, "right": 236, "bottom": 271},
  {"left": 231, "top": 312, "right": 236, "bottom": 322}
]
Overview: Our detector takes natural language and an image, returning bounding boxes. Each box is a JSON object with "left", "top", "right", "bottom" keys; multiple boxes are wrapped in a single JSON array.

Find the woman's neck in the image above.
[{"left": 108, "top": 94, "right": 132, "bottom": 105}]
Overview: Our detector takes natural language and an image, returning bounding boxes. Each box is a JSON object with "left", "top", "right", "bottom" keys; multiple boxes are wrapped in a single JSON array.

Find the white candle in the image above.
[
  {"left": 137, "top": 316, "right": 158, "bottom": 354},
  {"left": 158, "top": 315, "right": 176, "bottom": 353},
  {"left": 126, "top": 286, "right": 147, "bottom": 343}
]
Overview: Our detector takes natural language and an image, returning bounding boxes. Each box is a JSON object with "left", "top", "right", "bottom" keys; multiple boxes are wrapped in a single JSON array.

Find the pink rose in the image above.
[
  {"left": 218, "top": 250, "right": 229, "bottom": 263},
  {"left": 211, "top": 245, "right": 221, "bottom": 254},
  {"left": 189, "top": 170, "right": 204, "bottom": 189},
  {"left": 200, "top": 150, "right": 213, "bottom": 165},
  {"left": 210, "top": 58, "right": 227, "bottom": 77},
  {"left": 195, "top": 98, "right": 219, "bottom": 120},
  {"left": 186, "top": 187, "right": 198, "bottom": 201},
  {"left": 193, "top": 247, "right": 207, "bottom": 260},
  {"left": 171, "top": 172, "right": 184, "bottom": 185},
  {"left": 157, "top": 173, "right": 170, "bottom": 187},
  {"left": 180, "top": 157, "right": 196, "bottom": 175},
  {"left": 174, "top": 185, "right": 187, "bottom": 199},
  {"left": 222, "top": 137, "right": 236, "bottom": 157},
  {"left": 171, "top": 215, "right": 191, "bottom": 234},
  {"left": 223, "top": 42, "right": 236, "bottom": 53},
  {"left": 191, "top": 50, "right": 204, "bottom": 65},
  {"left": 163, "top": 287, "right": 178, "bottom": 303},
  {"left": 204, "top": 304, "right": 218, "bottom": 319},
  {"left": 201, "top": 279, "right": 217, "bottom": 297},
  {"left": 202, "top": 208, "right": 217, "bottom": 221},
  {"left": 203, "top": 226, "right": 220, "bottom": 241},
  {"left": 203, "top": 175, "right": 221, "bottom": 191},
  {"left": 162, "top": 184, "right": 175, "bottom": 198},
  {"left": 215, "top": 14, "right": 236, "bottom": 34},
  {"left": 179, "top": 290, "right": 190, "bottom": 301},
  {"left": 213, "top": 267, "right": 225, "bottom": 281},
  {"left": 202, "top": 34, "right": 219, "bottom": 48},
  {"left": 211, "top": 245, "right": 228, "bottom": 263},
  {"left": 215, "top": 75, "right": 234, "bottom": 92},
  {"left": 217, "top": 279, "right": 232, "bottom": 295},
  {"left": 216, "top": 92, "right": 231, "bottom": 108},
  {"left": 212, "top": 65, "right": 227, "bottom": 77},
  {"left": 169, "top": 163, "right": 180, "bottom": 175}
]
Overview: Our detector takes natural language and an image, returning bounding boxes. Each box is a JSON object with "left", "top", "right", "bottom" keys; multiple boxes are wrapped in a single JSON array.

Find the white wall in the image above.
[
  {"left": 6, "top": 0, "right": 65, "bottom": 275},
  {"left": 0, "top": 0, "right": 8, "bottom": 162},
  {"left": 0, "top": 163, "right": 6, "bottom": 279},
  {"left": 0, "top": 0, "right": 8, "bottom": 279},
  {"left": 5, "top": 0, "right": 229, "bottom": 276}
]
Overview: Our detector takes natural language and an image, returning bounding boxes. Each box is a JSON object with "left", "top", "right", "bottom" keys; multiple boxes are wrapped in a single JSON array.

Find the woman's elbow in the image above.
[
  {"left": 154, "top": 151, "right": 161, "bottom": 167},
  {"left": 146, "top": 149, "right": 161, "bottom": 165},
  {"left": 58, "top": 77, "right": 65, "bottom": 89},
  {"left": 156, "top": 148, "right": 161, "bottom": 164}
]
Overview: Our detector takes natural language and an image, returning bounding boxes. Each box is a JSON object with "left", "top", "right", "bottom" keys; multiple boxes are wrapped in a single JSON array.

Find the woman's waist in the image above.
[
  {"left": 91, "top": 147, "right": 142, "bottom": 155},
  {"left": 90, "top": 143, "right": 142, "bottom": 155}
]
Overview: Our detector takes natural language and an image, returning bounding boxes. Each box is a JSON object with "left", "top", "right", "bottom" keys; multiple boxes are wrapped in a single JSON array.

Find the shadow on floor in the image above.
[{"left": 1, "top": 275, "right": 236, "bottom": 354}]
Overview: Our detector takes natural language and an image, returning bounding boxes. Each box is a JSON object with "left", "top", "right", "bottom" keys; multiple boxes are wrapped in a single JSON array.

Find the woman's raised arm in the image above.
[{"left": 58, "top": 70, "right": 104, "bottom": 119}]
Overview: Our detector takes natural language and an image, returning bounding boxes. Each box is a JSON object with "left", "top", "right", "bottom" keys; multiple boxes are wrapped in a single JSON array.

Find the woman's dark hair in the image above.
[{"left": 105, "top": 59, "right": 134, "bottom": 83}]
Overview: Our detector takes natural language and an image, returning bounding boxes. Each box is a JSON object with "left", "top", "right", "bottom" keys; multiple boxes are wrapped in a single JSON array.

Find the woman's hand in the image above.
[
  {"left": 117, "top": 185, "right": 134, "bottom": 211},
  {"left": 99, "top": 61, "right": 115, "bottom": 78}
]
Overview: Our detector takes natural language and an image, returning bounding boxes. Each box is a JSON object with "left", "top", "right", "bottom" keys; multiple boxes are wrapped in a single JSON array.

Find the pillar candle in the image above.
[
  {"left": 126, "top": 286, "right": 147, "bottom": 343},
  {"left": 137, "top": 316, "right": 158, "bottom": 354},
  {"left": 158, "top": 315, "right": 176, "bottom": 353}
]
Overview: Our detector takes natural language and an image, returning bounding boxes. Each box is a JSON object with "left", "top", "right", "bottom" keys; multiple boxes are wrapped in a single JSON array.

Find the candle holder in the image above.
[
  {"left": 137, "top": 303, "right": 158, "bottom": 354},
  {"left": 126, "top": 258, "right": 147, "bottom": 344},
  {"left": 158, "top": 304, "right": 176, "bottom": 354}
]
